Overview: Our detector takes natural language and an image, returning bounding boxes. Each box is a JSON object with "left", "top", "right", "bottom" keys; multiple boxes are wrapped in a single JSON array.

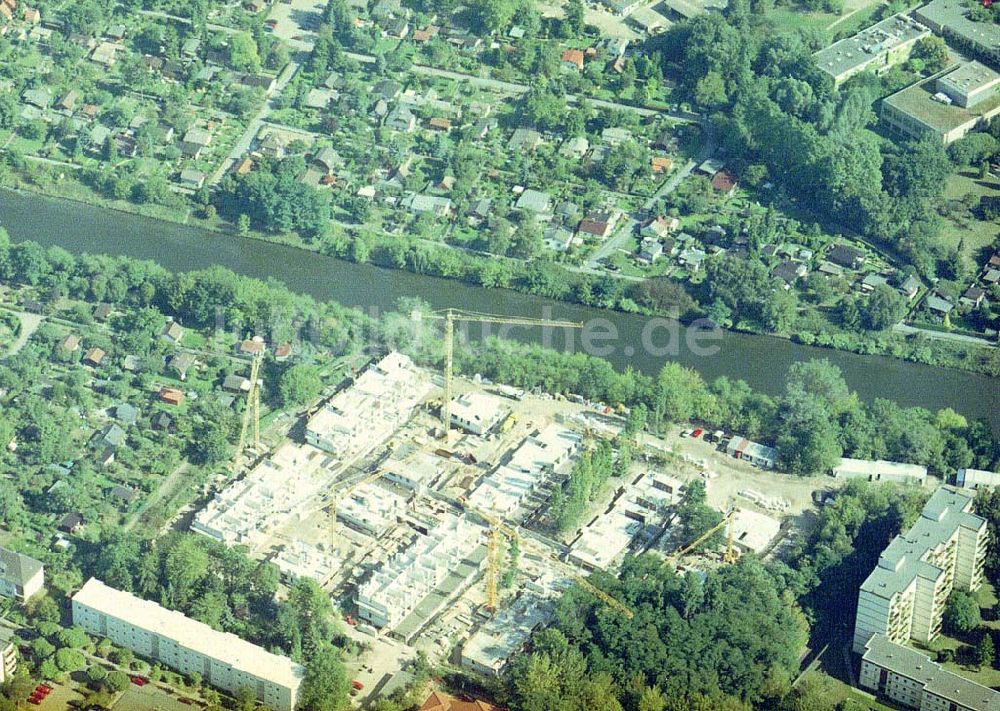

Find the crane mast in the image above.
[{"left": 417, "top": 308, "right": 583, "bottom": 438}]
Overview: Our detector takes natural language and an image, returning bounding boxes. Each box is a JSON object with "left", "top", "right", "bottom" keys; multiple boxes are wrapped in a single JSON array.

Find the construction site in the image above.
[{"left": 187, "top": 309, "right": 842, "bottom": 703}]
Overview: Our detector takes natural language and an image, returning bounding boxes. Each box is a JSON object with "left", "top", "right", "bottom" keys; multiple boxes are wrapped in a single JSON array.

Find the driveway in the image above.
[{"left": 3, "top": 310, "right": 43, "bottom": 357}]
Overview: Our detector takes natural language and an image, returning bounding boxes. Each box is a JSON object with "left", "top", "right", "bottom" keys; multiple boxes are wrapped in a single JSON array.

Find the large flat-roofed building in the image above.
[
  {"left": 0, "top": 546, "right": 44, "bottom": 602},
  {"left": 449, "top": 391, "right": 508, "bottom": 436},
  {"left": 833, "top": 457, "right": 928, "bottom": 485},
  {"left": 380, "top": 447, "right": 441, "bottom": 492},
  {"left": 72, "top": 579, "right": 304, "bottom": 711},
  {"left": 860, "top": 634, "right": 1000, "bottom": 710},
  {"left": 853, "top": 487, "right": 988, "bottom": 654},
  {"left": 462, "top": 590, "right": 554, "bottom": 677},
  {"left": 916, "top": 0, "right": 1000, "bottom": 64},
  {"left": 957, "top": 468, "right": 1000, "bottom": 490},
  {"left": 814, "top": 14, "right": 930, "bottom": 86},
  {"left": 305, "top": 352, "right": 431, "bottom": 458},
  {"left": 882, "top": 61, "right": 1000, "bottom": 145}
]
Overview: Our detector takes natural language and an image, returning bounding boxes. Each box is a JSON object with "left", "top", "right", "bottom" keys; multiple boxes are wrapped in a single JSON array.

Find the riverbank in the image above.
[{"left": 2, "top": 167, "right": 998, "bottom": 379}]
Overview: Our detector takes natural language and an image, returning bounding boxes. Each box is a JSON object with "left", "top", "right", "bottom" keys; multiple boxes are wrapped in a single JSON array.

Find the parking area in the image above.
[{"left": 265, "top": 0, "right": 326, "bottom": 46}]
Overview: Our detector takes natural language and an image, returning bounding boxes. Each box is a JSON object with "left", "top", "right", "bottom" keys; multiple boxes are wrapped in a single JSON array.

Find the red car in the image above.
[
  {"left": 351, "top": 680, "right": 364, "bottom": 690},
  {"left": 130, "top": 676, "right": 148, "bottom": 686},
  {"left": 691, "top": 428, "right": 703, "bottom": 438},
  {"left": 27, "top": 698, "right": 40, "bottom": 705}
]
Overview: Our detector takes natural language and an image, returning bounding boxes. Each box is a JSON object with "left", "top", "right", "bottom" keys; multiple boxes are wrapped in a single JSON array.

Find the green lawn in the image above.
[
  {"left": 939, "top": 171, "right": 1000, "bottom": 262},
  {"left": 918, "top": 583, "right": 1000, "bottom": 689}
]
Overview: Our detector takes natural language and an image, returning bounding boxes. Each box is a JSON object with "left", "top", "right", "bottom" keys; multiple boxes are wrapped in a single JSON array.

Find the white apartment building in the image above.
[
  {"left": 191, "top": 442, "right": 330, "bottom": 548},
  {"left": 860, "top": 634, "right": 1000, "bottom": 710},
  {"left": 0, "top": 546, "right": 44, "bottom": 602},
  {"left": 449, "top": 391, "right": 508, "bottom": 435},
  {"left": 356, "top": 515, "right": 483, "bottom": 630},
  {"left": 853, "top": 487, "right": 988, "bottom": 654},
  {"left": 467, "top": 425, "right": 581, "bottom": 516},
  {"left": 336, "top": 482, "right": 406, "bottom": 537},
  {"left": 305, "top": 352, "right": 431, "bottom": 458},
  {"left": 380, "top": 448, "right": 441, "bottom": 492},
  {"left": 73, "top": 579, "right": 304, "bottom": 711},
  {"left": 0, "top": 627, "right": 16, "bottom": 683}
]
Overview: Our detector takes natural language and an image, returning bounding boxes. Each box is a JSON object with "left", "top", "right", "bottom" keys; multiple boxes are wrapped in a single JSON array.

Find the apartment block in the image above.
[
  {"left": 814, "top": 14, "right": 929, "bottom": 86},
  {"left": 449, "top": 391, "right": 508, "bottom": 435},
  {"left": 0, "top": 627, "right": 16, "bottom": 684},
  {"left": 191, "top": 442, "right": 331, "bottom": 548},
  {"left": 467, "top": 425, "right": 581, "bottom": 516},
  {"left": 72, "top": 579, "right": 304, "bottom": 711},
  {"left": 337, "top": 482, "right": 406, "bottom": 537},
  {"left": 356, "top": 514, "right": 483, "bottom": 631},
  {"left": 853, "top": 487, "right": 988, "bottom": 654},
  {"left": 305, "top": 352, "right": 431, "bottom": 458},
  {"left": 0, "top": 546, "right": 44, "bottom": 602},
  {"left": 860, "top": 634, "right": 1000, "bottom": 710}
]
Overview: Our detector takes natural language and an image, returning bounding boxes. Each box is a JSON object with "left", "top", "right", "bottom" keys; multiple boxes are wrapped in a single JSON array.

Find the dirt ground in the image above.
[{"left": 534, "top": 0, "right": 643, "bottom": 40}]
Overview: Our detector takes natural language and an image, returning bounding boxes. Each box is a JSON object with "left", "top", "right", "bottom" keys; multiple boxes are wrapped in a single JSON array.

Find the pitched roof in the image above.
[
  {"left": 0, "top": 546, "right": 43, "bottom": 587},
  {"left": 418, "top": 691, "right": 502, "bottom": 711}
]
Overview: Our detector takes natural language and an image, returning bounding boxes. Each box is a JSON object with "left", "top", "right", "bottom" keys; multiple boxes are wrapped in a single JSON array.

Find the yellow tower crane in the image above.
[
  {"left": 412, "top": 309, "right": 583, "bottom": 438},
  {"left": 232, "top": 350, "right": 263, "bottom": 471},
  {"left": 668, "top": 506, "right": 740, "bottom": 564},
  {"left": 460, "top": 499, "right": 634, "bottom": 619}
]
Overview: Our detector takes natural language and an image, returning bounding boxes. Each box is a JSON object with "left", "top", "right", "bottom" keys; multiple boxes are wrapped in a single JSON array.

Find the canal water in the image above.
[{"left": 2, "top": 188, "right": 997, "bottom": 427}]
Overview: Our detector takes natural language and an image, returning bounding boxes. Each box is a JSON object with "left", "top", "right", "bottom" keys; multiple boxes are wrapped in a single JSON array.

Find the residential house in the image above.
[
  {"left": 418, "top": 690, "right": 501, "bottom": 711},
  {"left": 826, "top": 244, "right": 866, "bottom": 269},
  {"left": 56, "top": 90, "right": 79, "bottom": 112},
  {"left": 21, "top": 87, "right": 51, "bottom": 109},
  {"left": 152, "top": 412, "right": 174, "bottom": 431},
  {"left": 402, "top": 193, "right": 453, "bottom": 217},
  {"left": 90, "top": 41, "right": 118, "bottom": 67},
  {"left": 926, "top": 294, "right": 955, "bottom": 316},
  {"left": 637, "top": 238, "right": 663, "bottom": 263},
  {"left": 679, "top": 247, "right": 707, "bottom": 272},
  {"left": 0, "top": 546, "right": 44, "bottom": 602},
  {"left": 114, "top": 404, "right": 139, "bottom": 426},
  {"left": 641, "top": 216, "right": 678, "bottom": 240},
  {"left": 861, "top": 274, "right": 888, "bottom": 293},
  {"left": 60, "top": 334, "right": 80, "bottom": 352},
  {"left": 559, "top": 136, "right": 589, "bottom": 159},
  {"left": 711, "top": 169, "right": 738, "bottom": 195},
  {"left": 899, "top": 274, "right": 921, "bottom": 300},
  {"left": 386, "top": 106, "right": 416, "bottom": 132},
  {"left": 961, "top": 286, "right": 985, "bottom": 307},
  {"left": 273, "top": 343, "right": 293, "bottom": 361},
  {"left": 385, "top": 17, "right": 409, "bottom": 38},
  {"left": 427, "top": 117, "right": 451, "bottom": 131},
  {"left": 515, "top": 189, "right": 552, "bottom": 214},
  {"left": 58, "top": 513, "right": 84, "bottom": 534},
  {"left": 560, "top": 49, "right": 584, "bottom": 70},
  {"left": 468, "top": 198, "right": 492, "bottom": 222},
  {"left": 110, "top": 485, "right": 137, "bottom": 505},
  {"left": 651, "top": 155, "right": 673, "bottom": 173},
  {"left": 312, "top": 147, "right": 342, "bottom": 174},
  {"left": 83, "top": 347, "right": 105, "bottom": 367},
  {"left": 601, "top": 127, "right": 632, "bottom": 146},
  {"left": 238, "top": 338, "right": 266, "bottom": 357},
  {"left": 169, "top": 352, "right": 197, "bottom": 380},
  {"left": 158, "top": 387, "right": 184, "bottom": 406},
  {"left": 223, "top": 375, "right": 251, "bottom": 393},
  {"left": 22, "top": 7, "right": 38, "bottom": 23},
  {"left": 92, "top": 303, "right": 112, "bottom": 321},
  {"left": 577, "top": 211, "right": 617, "bottom": 238},
  {"left": 772, "top": 260, "right": 807, "bottom": 286},
  {"left": 373, "top": 80, "right": 402, "bottom": 101},
  {"left": 508, "top": 128, "right": 543, "bottom": 152},
  {"left": 160, "top": 321, "right": 184, "bottom": 343},
  {"left": 179, "top": 168, "right": 206, "bottom": 189}
]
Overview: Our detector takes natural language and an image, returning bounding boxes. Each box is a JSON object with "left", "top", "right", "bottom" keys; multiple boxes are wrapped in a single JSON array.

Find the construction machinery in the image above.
[
  {"left": 231, "top": 350, "right": 263, "bottom": 471},
  {"left": 412, "top": 309, "right": 583, "bottom": 438},
  {"left": 669, "top": 506, "right": 740, "bottom": 565},
  {"left": 459, "top": 498, "right": 634, "bottom": 619}
]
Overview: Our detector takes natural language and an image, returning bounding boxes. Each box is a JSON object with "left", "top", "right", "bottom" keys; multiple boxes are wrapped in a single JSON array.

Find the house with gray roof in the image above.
[
  {"left": 515, "top": 189, "right": 551, "bottom": 214},
  {"left": 0, "top": 546, "right": 44, "bottom": 601}
]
